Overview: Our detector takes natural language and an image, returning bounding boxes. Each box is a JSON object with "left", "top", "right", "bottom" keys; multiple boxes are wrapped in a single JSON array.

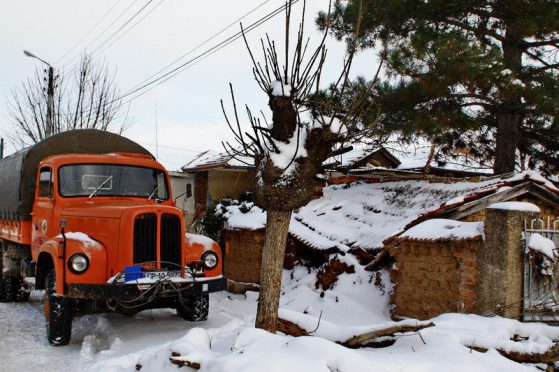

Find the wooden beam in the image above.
[{"left": 437, "top": 182, "right": 532, "bottom": 220}]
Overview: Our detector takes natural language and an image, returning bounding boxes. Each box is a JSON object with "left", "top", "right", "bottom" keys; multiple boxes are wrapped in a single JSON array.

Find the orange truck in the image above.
[{"left": 0, "top": 129, "right": 226, "bottom": 345}]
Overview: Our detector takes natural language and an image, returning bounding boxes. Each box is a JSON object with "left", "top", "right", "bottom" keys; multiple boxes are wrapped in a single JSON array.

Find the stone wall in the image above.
[
  {"left": 388, "top": 238, "right": 481, "bottom": 320},
  {"left": 224, "top": 228, "right": 265, "bottom": 284}
]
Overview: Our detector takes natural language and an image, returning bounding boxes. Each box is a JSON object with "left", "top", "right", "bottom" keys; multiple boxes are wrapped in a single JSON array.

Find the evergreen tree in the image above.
[{"left": 320, "top": 0, "right": 559, "bottom": 174}]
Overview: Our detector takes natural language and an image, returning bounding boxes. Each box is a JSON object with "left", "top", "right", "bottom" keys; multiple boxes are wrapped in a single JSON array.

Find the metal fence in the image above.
[{"left": 523, "top": 218, "right": 559, "bottom": 322}]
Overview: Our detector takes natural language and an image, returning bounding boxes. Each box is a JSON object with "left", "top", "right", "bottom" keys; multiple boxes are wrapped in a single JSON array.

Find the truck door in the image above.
[{"left": 32, "top": 166, "right": 55, "bottom": 256}]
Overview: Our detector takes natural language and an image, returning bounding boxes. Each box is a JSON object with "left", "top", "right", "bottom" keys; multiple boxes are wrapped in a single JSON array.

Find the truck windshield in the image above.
[{"left": 58, "top": 164, "right": 169, "bottom": 200}]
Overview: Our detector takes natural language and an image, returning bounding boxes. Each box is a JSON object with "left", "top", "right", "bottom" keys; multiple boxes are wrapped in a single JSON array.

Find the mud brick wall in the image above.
[
  {"left": 224, "top": 228, "right": 265, "bottom": 284},
  {"left": 515, "top": 196, "right": 559, "bottom": 223},
  {"left": 388, "top": 239, "right": 481, "bottom": 320}
]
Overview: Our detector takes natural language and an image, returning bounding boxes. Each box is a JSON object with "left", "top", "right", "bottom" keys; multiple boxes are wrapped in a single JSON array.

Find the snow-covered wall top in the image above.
[
  {"left": 399, "top": 219, "right": 484, "bottom": 241},
  {"left": 488, "top": 201, "right": 541, "bottom": 213}
]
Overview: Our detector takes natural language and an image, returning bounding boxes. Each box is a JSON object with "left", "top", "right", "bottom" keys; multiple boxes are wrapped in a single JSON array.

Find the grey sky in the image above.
[{"left": 0, "top": 0, "right": 377, "bottom": 170}]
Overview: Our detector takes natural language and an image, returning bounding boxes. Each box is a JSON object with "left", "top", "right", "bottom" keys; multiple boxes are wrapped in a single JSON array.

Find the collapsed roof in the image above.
[{"left": 223, "top": 171, "right": 559, "bottom": 252}]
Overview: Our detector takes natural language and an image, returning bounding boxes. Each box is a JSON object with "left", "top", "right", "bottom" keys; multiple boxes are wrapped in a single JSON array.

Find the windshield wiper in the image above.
[
  {"left": 148, "top": 185, "right": 159, "bottom": 201},
  {"left": 88, "top": 176, "right": 113, "bottom": 199}
]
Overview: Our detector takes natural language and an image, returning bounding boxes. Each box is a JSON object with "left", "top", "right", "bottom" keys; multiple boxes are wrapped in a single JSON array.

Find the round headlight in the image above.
[
  {"left": 201, "top": 251, "right": 218, "bottom": 270},
  {"left": 68, "top": 254, "right": 89, "bottom": 274}
]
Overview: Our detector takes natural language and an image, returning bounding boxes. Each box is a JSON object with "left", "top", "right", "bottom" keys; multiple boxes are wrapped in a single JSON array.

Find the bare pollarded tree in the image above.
[
  {"left": 8, "top": 54, "right": 131, "bottom": 147},
  {"left": 222, "top": 0, "right": 379, "bottom": 332}
]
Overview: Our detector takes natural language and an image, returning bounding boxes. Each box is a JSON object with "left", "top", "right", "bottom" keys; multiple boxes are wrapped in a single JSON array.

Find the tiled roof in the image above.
[{"left": 181, "top": 151, "right": 253, "bottom": 171}]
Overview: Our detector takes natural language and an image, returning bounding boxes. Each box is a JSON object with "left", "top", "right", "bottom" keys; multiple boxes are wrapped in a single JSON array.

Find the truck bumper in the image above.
[{"left": 67, "top": 277, "right": 227, "bottom": 300}]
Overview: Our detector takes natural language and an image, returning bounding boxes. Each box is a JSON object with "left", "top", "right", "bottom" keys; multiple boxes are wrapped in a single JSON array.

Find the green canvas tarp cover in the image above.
[{"left": 0, "top": 129, "right": 152, "bottom": 220}]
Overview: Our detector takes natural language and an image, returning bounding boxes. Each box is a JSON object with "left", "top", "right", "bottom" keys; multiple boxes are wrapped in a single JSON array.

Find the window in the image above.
[
  {"left": 38, "top": 167, "right": 53, "bottom": 198},
  {"left": 186, "top": 183, "right": 192, "bottom": 198},
  {"left": 58, "top": 164, "right": 169, "bottom": 200}
]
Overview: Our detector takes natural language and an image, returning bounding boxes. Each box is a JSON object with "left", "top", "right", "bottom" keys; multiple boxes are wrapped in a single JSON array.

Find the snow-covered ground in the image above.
[{"left": 1, "top": 266, "right": 558, "bottom": 371}]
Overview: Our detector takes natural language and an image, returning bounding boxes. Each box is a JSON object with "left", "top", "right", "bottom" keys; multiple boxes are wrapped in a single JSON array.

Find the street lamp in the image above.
[{"left": 23, "top": 50, "right": 55, "bottom": 138}]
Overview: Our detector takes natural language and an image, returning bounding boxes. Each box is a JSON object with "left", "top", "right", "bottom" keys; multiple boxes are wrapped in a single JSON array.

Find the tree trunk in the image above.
[
  {"left": 255, "top": 209, "right": 292, "bottom": 333},
  {"left": 494, "top": 110, "right": 521, "bottom": 174},
  {"left": 494, "top": 30, "right": 523, "bottom": 175}
]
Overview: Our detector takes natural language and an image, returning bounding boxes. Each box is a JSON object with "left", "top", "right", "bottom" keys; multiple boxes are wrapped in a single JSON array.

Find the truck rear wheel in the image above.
[
  {"left": 44, "top": 270, "right": 73, "bottom": 346},
  {"left": 176, "top": 294, "right": 209, "bottom": 321},
  {"left": 0, "top": 275, "right": 6, "bottom": 302},
  {"left": 2, "top": 276, "right": 30, "bottom": 302}
]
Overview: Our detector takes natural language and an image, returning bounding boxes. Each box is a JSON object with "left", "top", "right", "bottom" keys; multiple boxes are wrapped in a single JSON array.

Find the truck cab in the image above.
[{"left": 0, "top": 130, "right": 226, "bottom": 346}]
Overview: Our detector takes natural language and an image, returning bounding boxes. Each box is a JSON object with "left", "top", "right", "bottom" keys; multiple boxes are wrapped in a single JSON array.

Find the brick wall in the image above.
[
  {"left": 224, "top": 228, "right": 265, "bottom": 284},
  {"left": 388, "top": 238, "right": 481, "bottom": 320}
]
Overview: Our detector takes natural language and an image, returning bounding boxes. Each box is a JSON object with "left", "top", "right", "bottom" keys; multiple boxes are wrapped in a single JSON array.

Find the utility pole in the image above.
[
  {"left": 46, "top": 66, "right": 55, "bottom": 137},
  {"left": 0, "top": 138, "right": 4, "bottom": 159},
  {"left": 23, "top": 50, "right": 54, "bottom": 138}
]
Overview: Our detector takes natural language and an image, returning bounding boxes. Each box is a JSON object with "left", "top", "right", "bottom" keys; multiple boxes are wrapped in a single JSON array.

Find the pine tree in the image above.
[{"left": 320, "top": 0, "right": 559, "bottom": 174}]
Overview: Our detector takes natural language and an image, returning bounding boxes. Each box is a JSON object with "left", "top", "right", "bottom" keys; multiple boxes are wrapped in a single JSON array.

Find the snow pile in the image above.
[
  {"left": 526, "top": 233, "right": 557, "bottom": 276},
  {"left": 82, "top": 297, "right": 559, "bottom": 372},
  {"left": 222, "top": 202, "right": 266, "bottom": 230},
  {"left": 489, "top": 201, "right": 541, "bottom": 213},
  {"left": 399, "top": 219, "right": 484, "bottom": 240},
  {"left": 271, "top": 80, "right": 292, "bottom": 96},
  {"left": 527, "top": 233, "right": 556, "bottom": 261}
]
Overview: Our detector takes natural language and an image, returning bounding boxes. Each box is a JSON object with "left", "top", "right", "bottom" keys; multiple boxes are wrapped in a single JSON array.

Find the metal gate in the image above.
[{"left": 523, "top": 218, "right": 559, "bottom": 322}]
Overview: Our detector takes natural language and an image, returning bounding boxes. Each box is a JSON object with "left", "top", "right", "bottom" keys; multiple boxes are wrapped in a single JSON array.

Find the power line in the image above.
[
  {"left": 138, "top": 141, "right": 215, "bottom": 154},
  {"left": 122, "top": 0, "right": 271, "bottom": 98},
  {"left": 61, "top": 0, "right": 142, "bottom": 70},
  {"left": 55, "top": 0, "right": 123, "bottom": 65},
  {"left": 93, "top": 0, "right": 166, "bottom": 58},
  {"left": 89, "top": 0, "right": 156, "bottom": 57},
  {"left": 118, "top": 0, "right": 296, "bottom": 104}
]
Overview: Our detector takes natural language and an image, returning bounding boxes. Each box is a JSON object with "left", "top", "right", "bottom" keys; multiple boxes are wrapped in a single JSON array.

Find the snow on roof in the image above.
[
  {"left": 488, "top": 201, "right": 541, "bottom": 213},
  {"left": 393, "top": 143, "right": 493, "bottom": 174},
  {"left": 399, "top": 219, "right": 484, "bottom": 241},
  {"left": 323, "top": 147, "right": 382, "bottom": 168},
  {"left": 181, "top": 151, "right": 253, "bottom": 171},
  {"left": 224, "top": 171, "right": 557, "bottom": 251}
]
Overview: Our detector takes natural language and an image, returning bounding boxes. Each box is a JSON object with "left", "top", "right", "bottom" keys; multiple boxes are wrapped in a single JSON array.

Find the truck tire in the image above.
[
  {"left": 44, "top": 270, "right": 73, "bottom": 346},
  {"left": 0, "top": 275, "right": 6, "bottom": 303},
  {"left": 0, "top": 245, "right": 7, "bottom": 302},
  {"left": 4, "top": 276, "right": 30, "bottom": 302},
  {"left": 176, "top": 294, "right": 209, "bottom": 321}
]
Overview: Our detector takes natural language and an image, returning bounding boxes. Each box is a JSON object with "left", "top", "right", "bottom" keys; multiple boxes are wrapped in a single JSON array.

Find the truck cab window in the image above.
[{"left": 38, "top": 167, "right": 53, "bottom": 198}]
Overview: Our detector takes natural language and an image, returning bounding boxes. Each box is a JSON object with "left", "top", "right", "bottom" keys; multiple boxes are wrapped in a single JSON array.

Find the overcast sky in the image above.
[{"left": 0, "top": 0, "right": 378, "bottom": 170}]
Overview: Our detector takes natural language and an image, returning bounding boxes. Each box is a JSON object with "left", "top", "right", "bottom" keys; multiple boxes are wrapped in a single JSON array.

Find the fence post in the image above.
[{"left": 477, "top": 203, "right": 539, "bottom": 319}]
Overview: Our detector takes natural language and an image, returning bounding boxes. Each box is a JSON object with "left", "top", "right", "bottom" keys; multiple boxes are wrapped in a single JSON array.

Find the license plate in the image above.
[{"left": 143, "top": 271, "right": 182, "bottom": 280}]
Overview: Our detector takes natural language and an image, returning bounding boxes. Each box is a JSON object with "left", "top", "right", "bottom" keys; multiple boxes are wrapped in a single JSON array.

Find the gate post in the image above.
[{"left": 477, "top": 202, "right": 539, "bottom": 319}]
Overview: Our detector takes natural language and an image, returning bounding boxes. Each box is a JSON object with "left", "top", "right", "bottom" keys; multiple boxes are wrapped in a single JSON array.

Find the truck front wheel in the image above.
[
  {"left": 176, "top": 294, "right": 209, "bottom": 321},
  {"left": 44, "top": 270, "right": 73, "bottom": 346}
]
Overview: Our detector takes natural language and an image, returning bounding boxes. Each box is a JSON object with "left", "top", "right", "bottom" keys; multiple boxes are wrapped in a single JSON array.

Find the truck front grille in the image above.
[
  {"left": 160, "top": 214, "right": 181, "bottom": 269},
  {"left": 133, "top": 213, "right": 182, "bottom": 270},
  {"left": 133, "top": 213, "right": 157, "bottom": 264}
]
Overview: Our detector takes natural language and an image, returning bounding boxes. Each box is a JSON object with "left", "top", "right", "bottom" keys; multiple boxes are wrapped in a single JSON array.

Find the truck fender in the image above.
[
  {"left": 184, "top": 233, "right": 223, "bottom": 278},
  {"left": 37, "top": 237, "right": 108, "bottom": 295},
  {"left": 35, "top": 242, "right": 62, "bottom": 292}
]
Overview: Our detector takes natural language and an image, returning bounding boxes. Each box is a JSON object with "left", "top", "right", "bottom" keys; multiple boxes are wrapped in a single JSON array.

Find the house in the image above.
[
  {"left": 325, "top": 144, "right": 493, "bottom": 184},
  {"left": 220, "top": 171, "right": 559, "bottom": 320},
  {"left": 181, "top": 151, "right": 256, "bottom": 229},
  {"left": 168, "top": 171, "right": 195, "bottom": 224}
]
